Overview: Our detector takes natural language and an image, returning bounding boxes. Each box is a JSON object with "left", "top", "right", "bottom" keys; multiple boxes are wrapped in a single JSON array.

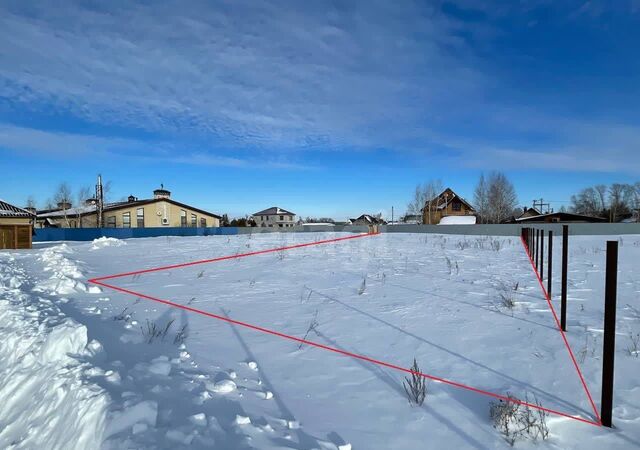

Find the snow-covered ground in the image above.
[{"left": 1, "top": 232, "right": 638, "bottom": 449}]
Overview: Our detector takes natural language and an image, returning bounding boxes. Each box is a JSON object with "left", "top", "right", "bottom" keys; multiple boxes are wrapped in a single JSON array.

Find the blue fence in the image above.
[{"left": 34, "top": 227, "right": 238, "bottom": 242}]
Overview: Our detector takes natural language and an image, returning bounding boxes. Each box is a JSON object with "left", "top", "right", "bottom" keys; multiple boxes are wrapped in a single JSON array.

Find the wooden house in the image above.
[
  {"left": 422, "top": 188, "right": 476, "bottom": 225},
  {"left": 0, "top": 199, "right": 34, "bottom": 249}
]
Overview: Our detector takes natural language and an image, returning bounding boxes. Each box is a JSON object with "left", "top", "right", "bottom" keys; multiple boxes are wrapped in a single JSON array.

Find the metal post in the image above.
[
  {"left": 547, "top": 230, "right": 553, "bottom": 297},
  {"left": 601, "top": 240, "right": 618, "bottom": 427},
  {"left": 533, "top": 230, "right": 540, "bottom": 272},
  {"left": 540, "top": 229, "right": 545, "bottom": 281},
  {"left": 561, "top": 225, "right": 568, "bottom": 332}
]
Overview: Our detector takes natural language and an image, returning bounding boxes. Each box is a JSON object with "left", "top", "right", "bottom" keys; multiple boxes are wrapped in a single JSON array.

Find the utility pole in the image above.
[
  {"left": 96, "top": 174, "right": 104, "bottom": 228},
  {"left": 533, "top": 198, "right": 551, "bottom": 214},
  {"left": 391, "top": 206, "right": 394, "bottom": 224}
]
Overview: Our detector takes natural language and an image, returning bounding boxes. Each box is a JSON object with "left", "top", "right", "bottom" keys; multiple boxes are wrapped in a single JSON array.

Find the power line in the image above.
[{"left": 532, "top": 198, "right": 552, "bottom": 214}]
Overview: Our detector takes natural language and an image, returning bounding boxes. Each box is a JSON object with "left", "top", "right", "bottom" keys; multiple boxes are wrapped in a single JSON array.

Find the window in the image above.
[
  {"left": 452, "top": 201, "right": 462, "bottom": 212},
  {"left": 180, "top": 210, "right": 187, "bottom": 227},
  {"left": 122, "top": 212, "right": 131, "bottom": 228},
  {"left": 106, "top": 216, "right": 116, "bottom": 228},
  {"left": 191, "top": 213, "right": 197, "bottom": 227},
  {"left": 137, "top": 208, "right": 144, "bottom": 228},
  {"left": 200, "top": 217, "right": 206, "bottom": 227},
  {"left": 280, "top": 215, "right": 284, "bottom": 220},
  {"left": 278, "top": 224, "right": 283, "bottom": 228}
]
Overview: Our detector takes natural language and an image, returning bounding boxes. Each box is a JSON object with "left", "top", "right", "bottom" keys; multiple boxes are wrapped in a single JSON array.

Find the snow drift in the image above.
[{"left": 0, "top": 253, "right": 109, "bottom": 450}]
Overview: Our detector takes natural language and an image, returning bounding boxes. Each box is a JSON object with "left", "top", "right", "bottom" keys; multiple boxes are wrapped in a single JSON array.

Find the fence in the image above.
[
  {"left": 522, "top": 225, "right": 619, "bottom": 427},
  {"left": 33, "top": 222, "right": 640, "bottom": 242},
  {"left": 32, "top": 225, "right": 372, "bottom": 242}
]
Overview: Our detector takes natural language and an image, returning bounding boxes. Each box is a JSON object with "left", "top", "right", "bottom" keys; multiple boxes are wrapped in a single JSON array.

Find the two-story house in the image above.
[
  {"left": 252, "top": 207, "right": 296, "bottom": 228},
  {"left": 422, "top": 188, "right": 476, "bottom": 225}
]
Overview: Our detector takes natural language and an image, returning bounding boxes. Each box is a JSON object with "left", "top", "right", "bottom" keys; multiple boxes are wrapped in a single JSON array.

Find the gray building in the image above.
[{"left": 252, "top": 207, "right": 296, "bottom": 228}]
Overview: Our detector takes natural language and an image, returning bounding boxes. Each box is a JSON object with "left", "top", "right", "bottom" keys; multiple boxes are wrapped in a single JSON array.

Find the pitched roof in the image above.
[
  {"left": 515, "top": 212, "right": 607, "bottom": 223},
  {"left": 425, "top": 188, "right": 475, "bottom": 212},
  {"left": 37, "top": 204, "right": 99, "bottom": 218},
  {"left": 253, "top": 207, "right": 295, "bottom": 216},
  {"left": 37, "top": 198, "right": 221, "bottom": 219},
  {"left": 352, "top": 214, "right": 385, "bottom": 224},
  {"left": 0, "top": 199, "right": 34, "bottom": 218}
]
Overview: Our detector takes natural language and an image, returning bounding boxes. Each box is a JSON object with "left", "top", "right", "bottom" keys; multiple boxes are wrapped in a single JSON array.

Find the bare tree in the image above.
[
  {"left": 485, "top": 172, "right": 518, "bottom": 223},
  {"left": 407, "top": 180, "right": 443, "bottom": 224},
  {"left": 103, "top": 180, "right": 112, "bottom": 204},
  {"left": 474, "top": 173, "right": 489, "bottom": 224},
  {"left": 407, "top": 185, "right": 427, "bottom": 224},
  {"left": 595, "top": 185, "right": 607, "bottom": 213},
  {"left": 53, "top": 182, "right": 73, "bottom": 227},
  {"left": 77, "top": 186, "right": 92, "bottom": 205},
  {"left": 25, "top": 195, "right": 37, "bottom": 210},
  {"left": 631, "top": 182, "right": 640, "bottom": 222},
  {"left": 609, "top": 183, "right": 632, "bottom": 222},
  {"left": 570, "top": 187, "right": 601, "bottom": 216},
  {"left": 72, "top": 186, "right": 93, "bottom": 228},
  {"left": 422, "top": 180, "right": 444, "bottom": 225}
]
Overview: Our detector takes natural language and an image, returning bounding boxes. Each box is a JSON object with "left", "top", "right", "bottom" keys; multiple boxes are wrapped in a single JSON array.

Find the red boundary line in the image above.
[
  {"left": 520, "top": 235, "right": 602, "bottom": 425},
  {"left": 88, "top": 232, "right": 601, "bottom": 427}
]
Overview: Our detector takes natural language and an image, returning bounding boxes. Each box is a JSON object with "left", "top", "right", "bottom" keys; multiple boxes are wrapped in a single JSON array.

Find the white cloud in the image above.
[
  {"left": 0, "top": 1, "right": 483, "bottom": 150},
  {"left": 0, "top": 0, "right": 638, "bottom": 175},
  {"left": 0, "top": 124, "right": 315, "bottom": 170}
]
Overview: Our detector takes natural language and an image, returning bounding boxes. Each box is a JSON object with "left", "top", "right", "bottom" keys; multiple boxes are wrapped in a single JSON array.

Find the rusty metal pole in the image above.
[
  {"left": 533, "top": 230, "right": 540, "bottom": 272},
  {"left": 540, "top": 229, "right": 545, "bottom": 281},
  {"left": 601, "top": 240, "right": 618, "bottom": 427},
  {"left": 547, "top": 230, "right": 553, "bottom": 297},
  {"left": 561, "top": 225, "right": 568, "bottom": 331}
]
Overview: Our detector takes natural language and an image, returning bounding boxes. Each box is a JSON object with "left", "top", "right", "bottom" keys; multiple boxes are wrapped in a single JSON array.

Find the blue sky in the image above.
[{"left": 1, "top": 0, "right": 639, "bottom": 220}]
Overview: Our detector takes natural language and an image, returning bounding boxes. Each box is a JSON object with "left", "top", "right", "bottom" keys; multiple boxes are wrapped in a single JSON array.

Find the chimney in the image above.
[
  {"left": 85, "top": 198, "right": 97, "bottom": 206},
  {"left": 128, "top": 195, "right": 137, "bottom": 202},
  {"left": 57, "top": 201, "right": 72, "bottom": 210}
]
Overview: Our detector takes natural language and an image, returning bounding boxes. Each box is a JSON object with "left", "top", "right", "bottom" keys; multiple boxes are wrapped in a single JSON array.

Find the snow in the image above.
[
  {"left": 438, "top": 215, "right": 477, "bottom": 225},
  {"left": 207, "top": 379, "right": 237, "bottom": 394},
  {"left": 91, "top": 237, "right": 126, "bottom": 251},
  {"left": 1, "top": 232, "right": 639, "bottom": 449},
  {"left": 0, "top": 253, "right": 109, "bottom": 449}
]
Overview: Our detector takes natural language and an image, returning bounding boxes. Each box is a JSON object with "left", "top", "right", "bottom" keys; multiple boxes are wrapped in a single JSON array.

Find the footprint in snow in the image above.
[
  {"left": 207, "top": 379, "right": 237, "bottom": 394},
  {"left": 235, "top": 414, "right": 251, "bottom": 425},
  {"left": 256, "top": 390, "right": 273, "bottom": 400}
]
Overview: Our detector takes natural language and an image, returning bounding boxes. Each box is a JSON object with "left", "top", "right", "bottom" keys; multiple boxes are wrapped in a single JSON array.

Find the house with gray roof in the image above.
[
  {"left": 252, "top": 207, "right": 296, "bottom": 228},
  {"left": 0, "top": 199, "right": 35, "bottom": 249}
]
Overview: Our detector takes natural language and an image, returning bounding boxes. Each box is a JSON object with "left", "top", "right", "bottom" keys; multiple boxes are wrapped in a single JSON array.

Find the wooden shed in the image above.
[{"left": 0, "top": 199, "right": 34, "bottom": 249}]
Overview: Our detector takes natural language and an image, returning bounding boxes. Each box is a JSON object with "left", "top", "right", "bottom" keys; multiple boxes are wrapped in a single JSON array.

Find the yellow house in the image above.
[
  {"left": 0, "top": 199, "right": 34, "bottom": 249},
  {"left": 36, "top": 187, "right": 221, "bottom": 228}
]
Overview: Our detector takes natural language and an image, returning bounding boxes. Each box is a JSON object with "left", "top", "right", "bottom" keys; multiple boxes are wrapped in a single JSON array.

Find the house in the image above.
[
  {"left": 36, "top": 186, "right": 221, "bottom": 228},
  {"left": 0, "top": 199, "right": 34, "bottom": 249},
  {"left": 515, "top": 212, "right": 607, "bottom": 224},
  {"left": 519, "top": 206, "right": 542, "bottom": 219},
  {"left": 349, "top": 214, "right": 386, "bottom": 226},
  {"left": 400, "top": 214, "right": 421, "bottom": 224},
  {"left": 422, "top": 188, "right": 476, "bottom": 225},
  {"left": 252, "top": 207, "right": 296, "bottom": 228}
]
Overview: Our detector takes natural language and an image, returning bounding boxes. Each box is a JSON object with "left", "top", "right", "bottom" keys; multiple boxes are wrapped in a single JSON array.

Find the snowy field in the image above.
[{"left": 1, "top": 232, "right": 639, "bottom": 449}]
